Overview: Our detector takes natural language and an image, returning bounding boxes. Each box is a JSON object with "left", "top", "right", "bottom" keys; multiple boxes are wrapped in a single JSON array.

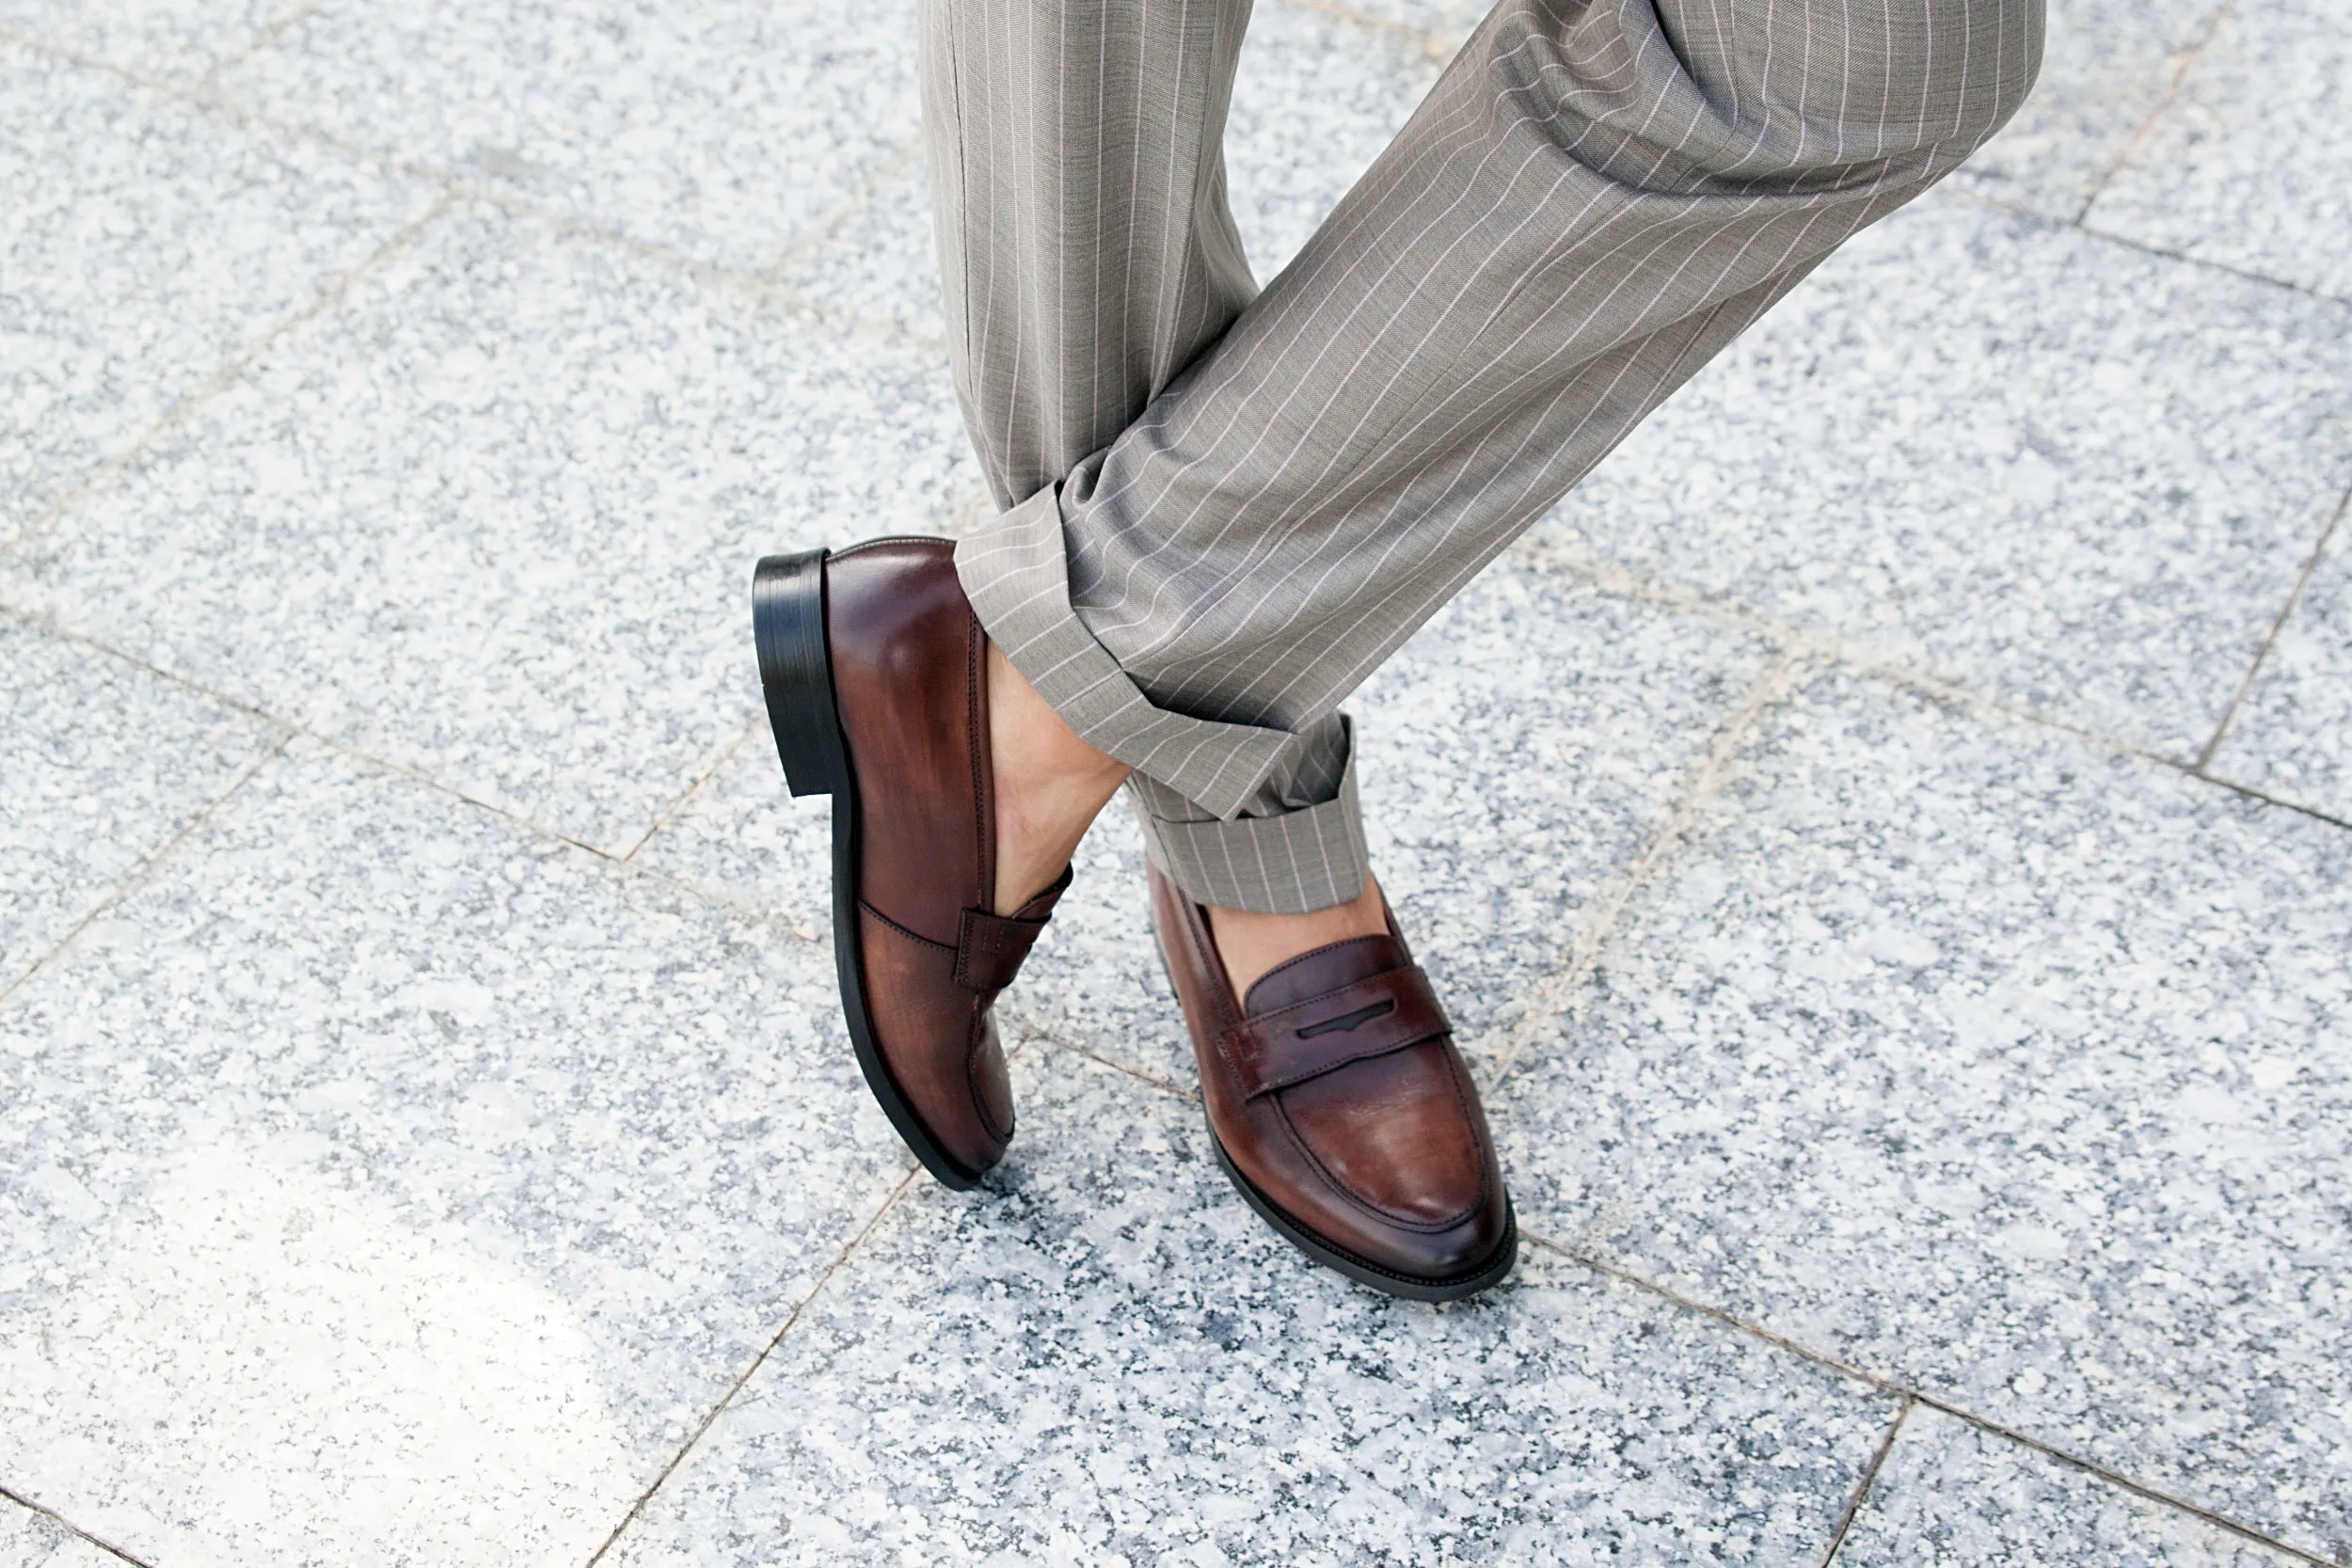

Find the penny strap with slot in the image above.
[{"left": 1217, "top": 964, "right": 1450, "bottom": 1100}]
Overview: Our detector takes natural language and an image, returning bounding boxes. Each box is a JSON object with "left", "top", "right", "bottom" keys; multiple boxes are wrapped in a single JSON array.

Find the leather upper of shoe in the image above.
[
  {"left": 826, "top": 538, "right": 1067, "bottom": 1178},
  {"left": 1149, "top": 866, "right": 1509, "bottom": 1284}
]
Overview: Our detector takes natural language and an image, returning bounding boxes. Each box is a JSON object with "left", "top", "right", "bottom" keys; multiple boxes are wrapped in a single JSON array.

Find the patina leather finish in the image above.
[
  {"left": 771, "top": 537, "right": 1068, "bottom": 1186},
  {"left": 1149, "top": 865, "right": 1515, "bottom": 1299}
]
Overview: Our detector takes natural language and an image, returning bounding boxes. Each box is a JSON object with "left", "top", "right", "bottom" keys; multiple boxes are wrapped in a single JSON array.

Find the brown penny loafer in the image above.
[
  {"left": 1149, "top": 865, "right": 1516, "bottom": 1300},
  {"left": 752, "top": 536, "right": 1069, "bottom": 1188}
]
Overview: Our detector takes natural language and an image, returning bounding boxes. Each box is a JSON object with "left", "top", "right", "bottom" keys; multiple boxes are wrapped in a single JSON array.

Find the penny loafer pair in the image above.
[{"left": 754, "top": 537, "right": 1514, "bottom": 1298}]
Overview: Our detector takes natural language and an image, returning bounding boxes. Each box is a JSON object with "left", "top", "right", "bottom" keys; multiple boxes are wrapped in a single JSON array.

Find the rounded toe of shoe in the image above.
[
  {"left": 1312, "top": 1165, "right": 1513, "bottom": 1298},
  {"left": 1411, "top": 1189, "right": 1517, "bottom": 1289},
  {"left": 1272, "top": 1045, "right": 1515, "bottom": 1295}
]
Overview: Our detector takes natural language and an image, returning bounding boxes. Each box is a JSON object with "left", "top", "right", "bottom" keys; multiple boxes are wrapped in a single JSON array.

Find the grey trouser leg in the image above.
[{"left": 922, "top": 0, "right": 2041, "bottom": 913}]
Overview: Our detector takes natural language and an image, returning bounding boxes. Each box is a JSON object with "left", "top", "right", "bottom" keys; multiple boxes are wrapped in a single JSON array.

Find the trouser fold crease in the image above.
[{"left": 926, "top": 0, "right": 2042, "bottom": 913}]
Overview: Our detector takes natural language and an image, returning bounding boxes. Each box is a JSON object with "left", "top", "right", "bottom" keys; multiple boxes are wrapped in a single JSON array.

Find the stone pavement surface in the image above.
[{"left": 0, "top": 0, "right": 2345, "bottom": 1563}]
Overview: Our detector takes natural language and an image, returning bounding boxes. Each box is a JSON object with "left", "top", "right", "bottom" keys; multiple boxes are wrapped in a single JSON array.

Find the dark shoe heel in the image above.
[
  {"left": 753, "top": 550, "right": 850, "bottom": 798},
  {"left": 753, "top": 544, "right": 991, "bottom": 1193}
]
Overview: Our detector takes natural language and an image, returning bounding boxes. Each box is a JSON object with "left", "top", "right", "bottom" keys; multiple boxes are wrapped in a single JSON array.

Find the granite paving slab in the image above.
[
  {"left": 1224, "top": 0, "right": 1443, "bottom": 281},
  {"left": 0, "top": 1496, "right": 120, "bottom": 1568},
  {"left": 636, "top": 556, "right": 1772, "bottom": 1089},
  {"left": 1946, "top": 0, "right": 2228, "bottom": 222},
  {"left": 213, "top": 0, "right": 923, "bottom": 275},
  {"left": 2085, "top": 0, "right": 2352, "bottom": 300},
  {"left": 605, "top": 1043, "right": 1900, "bottom": 1568},
  {"left": 2207, "top": 507, "right": 2352, "bottom": 824},
  {"left": 1834, "top": 1406, "right": 2308, "bottom": 1567},
  {"left": 0, "top": 201, "right": 981, "bottom": 857},
  {"left": 0, "top": 43, "right": 437, "bottom": 542},
  {"left": 0, "top": 621, "right": 281, "bottom": 992},
  {"left": 1533, "top": 191, "right": 2352, "bottom": 763},
  {"left": 771, "top": 150, "right": 943, "bottom": 348},
  {"left": 0, "top": 741, "right": 915, "bottom": 1568},
  {"left": 0, "top": 0, "right": 296, "bottom": 83},
  {"left": 1500, "top": 671, "right": 2352, "bottom": 1561}
]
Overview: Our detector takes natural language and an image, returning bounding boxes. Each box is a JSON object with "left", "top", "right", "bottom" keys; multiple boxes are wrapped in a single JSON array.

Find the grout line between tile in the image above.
[
  {"left": 1509, "top": 533, "right": 2352, "bottom": 835},
  {"left": 1939, "top": 182, "right": 2350, "bottom": 307},
  {"left": 2071, "top": 217, "right": 2349, "bottom": 309},
  {"left": 2069, "top": 0, "right": 2240, "bottom": 227},
  {"left": 622, "top": 718, "right": 763, "bottom": 863},
  {"left": 757, "top": 135, "right": 926, "bottom": 286},
  {"left": 0, "top": 192, "right": 459, "bottom": 560},
  {"left": 0, "top": 734, "right": 293, "bottom": 1010},
  {"left": 581, "top": 1161, "right": 928, "bottom": 1566},
  {"left": 0, "top": 605, "right": 813, "bottom": 939},
  {"left": 1817, "top": 1398, "right": 1913, "bottom": 1567},
  {"left": 2176, "top": 773, "right": 2349, "bottom": 832},
  {"left": 0, "top": 1483, "right": 154, "bottom": 1567},
  {"left": 0, "top": 27, "right": 946, "bottom": 363},
  {"left": 1514, "top": 1227, "right": 2337, "bottom": 1567},
  {"left": 2194, "top": 483, "right": 2347, "bottom": 772},
  {"left": 1013, "top": 1022, "right": 1201, "bottom": 1102},
  {"left": 194, "top": 0, "right": 325, "bottom": 87},
  {"left": 1486, "top": 649, "right": 1808, "bottom": 1083},
  {"left": 437, "top": 177, "right": 950, "bottom": 356}
]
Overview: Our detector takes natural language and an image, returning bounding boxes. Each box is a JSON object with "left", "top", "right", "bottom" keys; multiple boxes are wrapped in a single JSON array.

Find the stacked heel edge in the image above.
[{"left": 752, "top": 550, "right": 848, "bottom": 799}]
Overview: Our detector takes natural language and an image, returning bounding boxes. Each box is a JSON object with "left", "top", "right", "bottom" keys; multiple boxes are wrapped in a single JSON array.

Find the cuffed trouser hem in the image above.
[
  {"left": 955, "top": 489, "right": 1370, "bottom": 915},
  {"left": 1128, "top": 721, "right": 1369, "bottom": 915}
]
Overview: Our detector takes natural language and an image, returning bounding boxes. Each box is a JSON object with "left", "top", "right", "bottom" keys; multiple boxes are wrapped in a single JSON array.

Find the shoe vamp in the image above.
[{"left": 1276, "top": 1041, "right": 1485, "bottom": 1227}]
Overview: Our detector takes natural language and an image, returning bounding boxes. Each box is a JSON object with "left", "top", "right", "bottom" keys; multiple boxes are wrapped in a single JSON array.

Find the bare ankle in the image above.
[
  {"left": 1206, "top": 874, "right": 1388, "bottom": 1000},
  {"left": 987, "top": 642, "right": 1128, "bottom": 912}
]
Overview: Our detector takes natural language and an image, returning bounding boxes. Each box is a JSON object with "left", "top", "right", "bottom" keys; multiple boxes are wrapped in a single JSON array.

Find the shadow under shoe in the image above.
[
  {"left": 1149, "top": 864, "right": 1516, "bottom": 1299},
  {"left": 753, "top": 536, "right": 1069, "bottom": 1188}
]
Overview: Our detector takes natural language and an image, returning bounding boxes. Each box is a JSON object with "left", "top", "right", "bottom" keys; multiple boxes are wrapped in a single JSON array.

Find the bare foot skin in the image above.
[
  {"left": 986, "top": 638, "right": 1388, "bottom": 989},
  {"left": 987, "top": 641, "right": 1129, "bottom": 914},
  {"left": 1205, "top": 874, "right": 1389, "bottom": 999}
]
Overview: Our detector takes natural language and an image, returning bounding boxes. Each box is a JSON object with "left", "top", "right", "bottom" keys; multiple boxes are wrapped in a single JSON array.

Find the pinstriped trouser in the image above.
[{"left": 926, "top": 0, "right": 2041, "bottom": 913}]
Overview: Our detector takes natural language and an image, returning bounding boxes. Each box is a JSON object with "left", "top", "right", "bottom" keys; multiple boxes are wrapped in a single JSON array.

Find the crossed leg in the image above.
[{"left": 926, "top": 0, "right": 2042, "bottom": 988}]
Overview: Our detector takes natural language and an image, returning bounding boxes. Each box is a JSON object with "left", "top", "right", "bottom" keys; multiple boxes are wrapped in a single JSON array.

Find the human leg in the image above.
[{"left": 957, "top": 0, "right": 2044, "bottom": 915}]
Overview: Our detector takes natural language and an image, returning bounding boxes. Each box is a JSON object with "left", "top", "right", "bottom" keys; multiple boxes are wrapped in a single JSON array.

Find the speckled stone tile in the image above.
[
  {"left": 1226, "top": 0, "right": 1443, "bottom": 281},
  {"left": 771, "top": 151, "right": 944, "bottom": 347},
  {"left": 1500, "top": 671, "right": 2352, "bottom": 1561},
  {"left": 2207, "top": 510, "right": 2352, "bottom": 824},
  {"left": 604, "top": 1043, "right": 1899, "bottom": 1568},
  {"left": 0, "top": 45, "right": 437, "bottom": 540},
  {"left": 0, "top": 1497, "right": 120, "bottom": 1568},
  {"left": 1534, "top": 192, "right": 2352, "bottom": 763},
  {"left": 1946, "top": 0, "right": 2227, "bottom": 222},
  {"left": 0, "top": 202, "right": 981, "bottom": 856},
  {"left": 0, "top": 742, "right": 915, "bottom": 1567},
  {"left": 0, "top": 621, "right": 281, "bottom": 991},
  {"left": 0, "top": 0, "right": 295, "bottom": 82},
  {"left": 2084, "top": 0, "right": 2352, "bottom": 301},
  {"left": 1835, "top": 1407, "right": 2307, "bottom": 1567},
  {"left": 213, "top": 0, "right": 921, "bottom": 275},
  {"left": 637, "top": 559, "right": 1772, "bottom": 1089}
]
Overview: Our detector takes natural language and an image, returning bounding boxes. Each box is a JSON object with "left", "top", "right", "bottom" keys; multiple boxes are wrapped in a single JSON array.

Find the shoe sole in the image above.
[
  {"left": 1206, "top": 1129, "right": 1518, "bottom": 1303},
  {"left": 753, "top": 548, "right": 984, "bottom": 1191}
]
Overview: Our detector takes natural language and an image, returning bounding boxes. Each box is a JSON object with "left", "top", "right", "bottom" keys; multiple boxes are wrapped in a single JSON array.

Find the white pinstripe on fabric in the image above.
[{"left": 921, "top": 0, "right": 2042, "bottom": 912}]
